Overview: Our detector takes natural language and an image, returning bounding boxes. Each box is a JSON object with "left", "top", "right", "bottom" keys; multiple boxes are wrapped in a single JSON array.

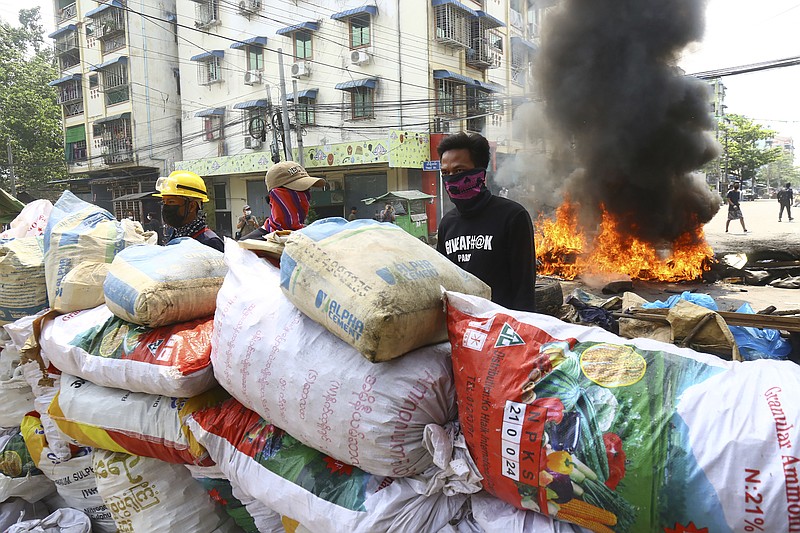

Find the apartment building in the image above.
[
  {"left": 169, "top": 0, "right": 551, "bottom": 238},
  {"left": 49, "top": 0, "right": 183, "bottom": 218}
]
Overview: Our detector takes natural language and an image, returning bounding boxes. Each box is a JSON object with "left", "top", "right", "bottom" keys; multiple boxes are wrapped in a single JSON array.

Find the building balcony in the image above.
[
  {"left": 63, "top": 101, "right": 84, "bottom": 117},
  {"left": 466, "top": 36, "right": 502, "bottom": 69},
  {"left": 54, "top": 34, "right": 79, "bottom": 55},
  {"left": 57, "top": 3, "right": 76, "bottom": 22},
  {"left": 102, "top": 138, "right": 134, "bottom": 165}
]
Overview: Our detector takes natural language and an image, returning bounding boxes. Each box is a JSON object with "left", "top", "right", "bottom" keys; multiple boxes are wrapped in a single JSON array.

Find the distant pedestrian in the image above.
[
  {"left": 236, "top": 205, "right": 259, "bottom": 240},
  {"left": 380, "top": 203, "right": 396, "bottom": 223},
  {"left": 778, "top": 182, "right": 794, "bottom": 222},
  {"left": 725, "top": 183, "right": 748, "bottom": 233},
  {"left": 347, "top": 206, "right": 358, "bottom": 221},
  {"left": 143, "top": 212, "right": 164, "bottom": 245}
]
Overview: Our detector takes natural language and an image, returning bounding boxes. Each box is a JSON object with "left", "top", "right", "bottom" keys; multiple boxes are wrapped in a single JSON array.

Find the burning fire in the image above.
[{"left": 535, "top": 202, "right": 714, "bottom": 282}]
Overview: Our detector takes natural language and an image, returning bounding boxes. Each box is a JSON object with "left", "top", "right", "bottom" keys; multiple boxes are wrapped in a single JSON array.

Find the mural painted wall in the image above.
[{"left": 174, "top": 131, "right": 430, "bottom": 177}]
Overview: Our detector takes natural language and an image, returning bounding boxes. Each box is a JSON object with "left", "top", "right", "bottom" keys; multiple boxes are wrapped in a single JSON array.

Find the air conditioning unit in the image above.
[
  {"left": 291, "top": 61, "right": 310, "bottom": 78},
  {"left": 244, "top": 70, "right": 262, "bottom": 85},
  {"left": 238, "top": 0, "right": 261, "bottom": 12},
  {"left": 244, "top": 137, "right": 262, "bottom": 149},
  {"left": 349, "top": 50, "right": 371, "bottom": 66}
]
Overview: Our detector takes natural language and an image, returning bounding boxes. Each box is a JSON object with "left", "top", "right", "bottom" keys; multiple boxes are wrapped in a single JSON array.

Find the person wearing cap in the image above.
[
  {"left": 240, "top": 161, "right": 325, "bottom": 240},
  {"left": 235, "top": 205, "right": 259, "bottom": 240},
  {"left": 153, "top": 170, "right": 225, "bottom": 252}
]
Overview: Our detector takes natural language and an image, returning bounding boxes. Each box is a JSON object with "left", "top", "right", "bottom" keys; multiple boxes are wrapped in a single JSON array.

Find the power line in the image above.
[{"left": 689, "top": 55, "right": 800, "bottom": 79}]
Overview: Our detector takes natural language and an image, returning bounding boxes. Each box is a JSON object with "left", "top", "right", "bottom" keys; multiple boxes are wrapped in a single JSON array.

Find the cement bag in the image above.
[
  {"left": 0, "top": 200, "right": 52, "bottom": 240},
  {"left": 280, "top": 218, "right": 490, "bottom": 361},
  {"left": 48, "top": 374, "right": 227, "bottom": 465},
  {"left": 93, "top": 449, "right": 240, "bottom": 533},
  {"left": 0, "top": 347, "right": 34, "bottom": 427},
  {"left": 214, "top": 242, "right": 457, "bottom": 477},
  {"left": 0, "top": 237, "right": 47, "bottom": 325},
  {"left": 40, "top": 305, "right": 216, "bottom": 397},
  {"left": 187, "top": 398, "right": 467, "bottom": 533},
  {"left": 51, "top": 262, "right": 109, "bottom": 313},
  {"left": 20, "top": 414, "right": 116, "bottom": 533},
  {"left": 186, "top": 465, "right": 285, "bottom": 533},
  {"left": 43, "top": 190, "right": 154, "bottom": 307},
  {"left": 104, "top": 237, "right": 226, "bottom": 328},
  {"left": 0, "top": 430, "right": 55, "bottom": 503},
  {"left": 445, "top": 290, "right": 800, "bottom": 533}
]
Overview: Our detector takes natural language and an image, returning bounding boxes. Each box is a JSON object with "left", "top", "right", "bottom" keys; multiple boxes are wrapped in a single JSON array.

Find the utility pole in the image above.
[
  {"left": 276, "top": 49, "right": 293, "bottom": 162},
  {"left": 265, "top": 84, "right": 281, "bottom": 164},
  {"left": 292, "top": 79, "right": 305, "bottom": 166},
  {"left": 6, "top": 142, "right": 16, "bottom": 196}
]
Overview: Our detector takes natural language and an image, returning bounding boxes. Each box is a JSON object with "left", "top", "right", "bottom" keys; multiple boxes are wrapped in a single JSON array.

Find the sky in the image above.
[{"left": 0, "top": 0, "right": 798, "bottom": 155}]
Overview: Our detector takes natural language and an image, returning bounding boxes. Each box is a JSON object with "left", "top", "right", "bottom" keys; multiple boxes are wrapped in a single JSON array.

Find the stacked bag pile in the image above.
[{"left": 0, "top": 194, "right": 594, "bottom": 532}]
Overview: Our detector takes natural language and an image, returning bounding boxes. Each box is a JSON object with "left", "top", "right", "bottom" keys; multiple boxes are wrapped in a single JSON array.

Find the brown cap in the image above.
[{"left": 265, "top": 161, "right": 325, "bottom": 192}]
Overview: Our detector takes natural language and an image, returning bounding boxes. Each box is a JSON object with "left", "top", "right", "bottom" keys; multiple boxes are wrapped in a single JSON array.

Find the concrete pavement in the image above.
[{"left": 704, "top": 198, "right": 800, "bottom": 258}]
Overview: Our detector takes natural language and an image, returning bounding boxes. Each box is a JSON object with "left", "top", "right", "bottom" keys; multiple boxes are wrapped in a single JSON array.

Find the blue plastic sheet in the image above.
[
  {"left": 729, "top": 303, "right": 791, "bottom": 361},
  {"left": 641, "top": 291, "right": 719, "bottom": 311}
]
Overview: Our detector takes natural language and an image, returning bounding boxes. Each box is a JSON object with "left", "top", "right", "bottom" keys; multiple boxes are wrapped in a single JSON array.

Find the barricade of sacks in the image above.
[{"left": 1, "top": 203, "right": 596, "bottom": 533}]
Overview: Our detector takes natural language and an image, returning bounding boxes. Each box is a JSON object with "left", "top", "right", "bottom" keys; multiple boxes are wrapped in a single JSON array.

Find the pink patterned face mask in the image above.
[{"left": 443, "top": 168, "right": 487, "bottom": 200}]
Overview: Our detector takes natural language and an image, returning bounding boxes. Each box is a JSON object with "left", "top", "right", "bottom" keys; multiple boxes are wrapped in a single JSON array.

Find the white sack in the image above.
[
  {"left": 0, "top": 237, "right": 47, "bottom": 325},
  {"left": 51, "top": 262, "right": 109, "bottom": 313},
  {"left": 0, "top": 200, "right": 52, "bottom": 240}
]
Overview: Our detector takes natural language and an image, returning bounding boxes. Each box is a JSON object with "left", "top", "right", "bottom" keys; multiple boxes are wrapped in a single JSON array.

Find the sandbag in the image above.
[
  {"left": 445, "top": 290, "right": 800, "bottom": 533},
  {"left": 51, "top": 261, "right": 109, "bottom": 313},
  {"left": 280, "top": 218, "right": 490, "bottom": 361},
  {"left": 43, "top": 190, "right": 154, "bottom": 306},
  {"left": 214, "top": 242, "right": 457, "bottom": 477},
  {"left": 19, "top": 362, "right": 71, "bottom": 462},
  {"left": 40, "top": 305, "right": 217, "bottom": 397},
  {"left": 93, "top": 449, "right": 240, "bottom": 533},
  {"left": 5, "top": 508, "right": 91, "bottom": 533},
  {"left": 0, "top": 346, "right": 34, "bottom": 427},
  {"left": 48, "top": 374, "right": 226, "bottom": 465},
  {"left": 187, "top": 398, "right": 467, "bottom": 533},
  {"left": 0, "top": 200, "right": 52, "bottom": 240},
  {"left": 104, "top": 237, "right": 226, "bottom": 327},
  {"left": 20, "top": 413, "right": 116, "bottom": 533},
  {"left": 0, "top": 498, "right": 52, "bottom": 532},
  {"left": 0, "top": 430, "right": 55, "bottom": 503},
  {"left": 0, "top": 237, "right": 47, "bottom": 325}
]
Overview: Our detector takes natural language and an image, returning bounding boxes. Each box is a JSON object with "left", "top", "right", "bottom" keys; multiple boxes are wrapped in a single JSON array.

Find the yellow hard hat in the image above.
[{"left": 154, "top": 170, "right": 209, "bottom": 202}]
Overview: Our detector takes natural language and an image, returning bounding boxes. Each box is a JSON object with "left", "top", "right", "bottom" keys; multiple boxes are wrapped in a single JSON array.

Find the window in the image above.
[
  {"left": 195, "top": 0, "right": 219, "bottom": 27},
  {"left": 351, "top": 87, "right": 374, "bottom": 120},
  {"left": 246, "top": 45, "right": 263, "bottom": 71},
  {"left": 436, "top": 79, "right": 460, "bottom": 117},
  {"left": 350, "top": 15, "right": 370, "bottom": 48},
  {"left": 99, "top": 116, "right": 133, "bottom": 164},
  {"left": 204, "top": 116, "right": 222, "bottom": 140},
  {"left": 65, "top": 125, "right": 87, "bottom": 162},
  {"left": 197, "top": 57, "right": 222, "bottom": 85},
  {"left": 101, "top": 62, "right": 129, "bottom": 105},
  {"left": 295, "top": 96, "right": 315, "bottom": 125},
  {"left": 294, "top": 31, "right": 312, "bottom": 60},
  {"left": 214, "top": 183, "right": 227, "bottom": 211}
]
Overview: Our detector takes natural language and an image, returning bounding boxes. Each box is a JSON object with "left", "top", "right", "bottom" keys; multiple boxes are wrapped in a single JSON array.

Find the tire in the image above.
[{"left": 535, "top": 278, "right": 563, "bottom": 316}]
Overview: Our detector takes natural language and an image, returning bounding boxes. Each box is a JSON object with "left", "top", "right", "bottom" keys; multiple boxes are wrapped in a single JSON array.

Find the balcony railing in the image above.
[
  {"left": 466, "top": 34, "right": 502, "bottom": 69},
  {"left": 55, "top": 33, "right": 78, "bottom": 55},
  {"left": 57, "top": 84, "right": 82, "bottom": 104},
  {"left": 102, "top": 34, "right": 126, "bottom": 54},
  {"left": 59, "top": 53, "right": 80, "bottom": 70},
  {"left": 195, "top": 0, "right": 219, "bottom": 27},
  {"left": 95, "top": 10, "right": 126, "bottom": 39},
  {"left": 57, "top": 3, "right": 76, "bottom": 22},
  {"left": 102, "top": 137, "right": 133, "bottom": 164},
  {"left": 63, "top": 102, "right": 84, "bottom": 117}
]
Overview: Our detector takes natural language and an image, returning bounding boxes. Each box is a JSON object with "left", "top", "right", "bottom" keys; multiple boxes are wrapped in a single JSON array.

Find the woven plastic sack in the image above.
[
  {"left": 0, "top": 430, "right": 55, "bottom": 503},
  {"left": 0, "top": 347, "right": 34, "bottom": 427},
  {"left": 280, "top": 218, "right": 490, "bottom": 361},
  {"left": 51, "top": 261, "right": 109, "bottom": 313},
  {"left": 40, "top": 305, "right": 216, "bottom": 397},
  {"left": 0, "top": 200, "right": 52, "bottom": 240},
  {"left": 48, "top": 374, "right": 226, "bottom": 465},
  {"left": 43, "top": 190, "right": 154, "bottom": 307},
  {"left": 187, "top": 398, "right": 467, "bottom": 533},
  {"left": 214, "top": 242, "right": 457, "bottom": 477},
  {"left": 5, "top": 508, "right": 91, "bottom": 533},
  {"left": 104, "top": 237, "right": 226, "bottom": 328},
  {"left": 0, "top": 237, "right": 47, "bottom": 325},
  {"left": 445, "top": 290, "right": 800, "bottom": 533},
  {"left": 93, "top": 449, "right": 240, "bottom": 533}
]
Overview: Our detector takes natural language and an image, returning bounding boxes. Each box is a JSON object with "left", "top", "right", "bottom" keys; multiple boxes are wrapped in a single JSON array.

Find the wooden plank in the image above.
[{"left": 621, "top": 307, "right": 800, "bottom": 332}]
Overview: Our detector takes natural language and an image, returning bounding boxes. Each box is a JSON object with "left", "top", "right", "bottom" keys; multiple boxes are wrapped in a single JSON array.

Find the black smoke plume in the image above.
[{"left": 535, "top": 0, "right": 720, "bottom": 243}]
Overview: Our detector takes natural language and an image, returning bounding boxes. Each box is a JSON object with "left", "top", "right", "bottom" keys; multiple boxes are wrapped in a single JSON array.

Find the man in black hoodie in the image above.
[{"left": 436, "top": 132, "right": 536, "bottom": 312}]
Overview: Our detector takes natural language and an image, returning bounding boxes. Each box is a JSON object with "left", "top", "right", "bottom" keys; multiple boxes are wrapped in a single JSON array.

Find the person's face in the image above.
[
  {"left": 161, "top": 195, "right": 197, "bottom": 227},
  {"left": 440, "top": 148, "right": 476, "bottom": 177}
]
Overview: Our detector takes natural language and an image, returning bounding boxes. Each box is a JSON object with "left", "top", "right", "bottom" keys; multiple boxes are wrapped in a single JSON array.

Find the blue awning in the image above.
[
  {"left": 331, "top": 6, "right": 377, "bottom": 20},
  {"left": 190, "top": 50, "right": 224, "bottom": 61},
  {"left": 511, "top": 36, "right": 538, "bottom": 53},
  {"left": 474, "top": 80, "right": 505, "bottom": 93},
  {"left": 230, "top": 36, "right": 268, "bottom": 50},
  {"left": 48, "top": 73, "right": 82, "bottom": 86},
  {"left": 89, "top": 55, "right": 128, "bottom": 71},
  {"left": 475, "top": 10, "right": 505, "bottom": 28},
  {"left": 335, "top": 78, "right": 378, "bottom": 91},
  {"left": 276, "top": 21, "right": 319, "bottom": 36},
  {"left": 431, "top": 0, "right": 478, "bottom": 17},
  {"left": 233, "top": 99, "right": 268, "bottom": 110},
  {"left": 195, "top": 107, "right": 226, "bottom": 117},
  {"left": 433, "top": 69, "right": 477, "bottom": 86},
  {"left": 85, "top": 0, "right": 123, "bottom": 18},
  {"left": 285, "top": 88, "right": 318, "bottom": 100},
  {"left": 48, "top": 24, "right": 77, "bottom": 39}
]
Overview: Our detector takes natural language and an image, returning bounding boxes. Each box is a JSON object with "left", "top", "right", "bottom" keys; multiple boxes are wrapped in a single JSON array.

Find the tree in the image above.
[
  {"left": 719, "top": 114, "right": 782, "bottom": 186},
  {"left": 758, "top": 150, "right": 800, "bottom": 192},
  {"left": 0, "top": 8, "right": 66, "bottom": 196}
]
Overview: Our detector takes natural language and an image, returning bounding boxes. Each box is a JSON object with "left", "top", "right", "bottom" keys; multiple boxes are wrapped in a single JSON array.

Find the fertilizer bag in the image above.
[
  {"left": 40, "top": 304, "right": 217, "bottom": 397},
  {"left": 280, "top": 218, "right": 490, "bottom": 361},
  {"left": 43, "top": 190, "right": 154, "bottom": 306},
  {"left": 445, "top": 290, "right": 800, "bottom": 533},
  {"left": 0, "top": 237, "right": 47, "bottom": 325},
  {"left": 104, "top": 237, "right": 227, "bottom": 327},
  {"left": 214, "top": 242, "right": 457, "bottom": 477}
]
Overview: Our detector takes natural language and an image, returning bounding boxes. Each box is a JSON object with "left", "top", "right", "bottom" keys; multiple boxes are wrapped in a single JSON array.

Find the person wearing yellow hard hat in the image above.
[
  {"left": 153, "top": 170, "right": 224, "bottom": 252},
  {"left": 240, "top": 161, "right": 325, "bottom": 240}
]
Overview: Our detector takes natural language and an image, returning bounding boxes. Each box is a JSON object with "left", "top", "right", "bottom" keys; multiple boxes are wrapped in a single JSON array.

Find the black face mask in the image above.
[{"left": 161, "top": 204, "right": 186, "bottom": 228}]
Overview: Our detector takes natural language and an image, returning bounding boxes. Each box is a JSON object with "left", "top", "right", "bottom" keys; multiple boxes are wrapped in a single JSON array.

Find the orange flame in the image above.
[{"left": 535, "top": 201, "right": 713, "bottom": 282}]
